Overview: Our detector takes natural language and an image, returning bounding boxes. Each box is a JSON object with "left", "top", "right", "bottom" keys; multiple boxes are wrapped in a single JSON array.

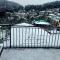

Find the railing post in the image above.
[{"left": 10, "top": 25, "right": 11, "bottom": 48}]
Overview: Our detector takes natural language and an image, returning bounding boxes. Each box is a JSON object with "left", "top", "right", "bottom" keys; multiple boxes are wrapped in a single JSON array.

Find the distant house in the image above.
[
  {"left": 57, "top": 13, "right": 60, "bottom": 17},
  {"left": 47, "top": 14, "right": 60, "bottom": 26},
  {"left": 39, "top": 11, "right": 45, "bottom": 15}
]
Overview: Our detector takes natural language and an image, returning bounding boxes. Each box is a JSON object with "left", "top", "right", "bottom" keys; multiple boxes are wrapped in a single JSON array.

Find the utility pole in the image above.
[{"left": 4, "top": 0, "right": 6, "bottom": 9}]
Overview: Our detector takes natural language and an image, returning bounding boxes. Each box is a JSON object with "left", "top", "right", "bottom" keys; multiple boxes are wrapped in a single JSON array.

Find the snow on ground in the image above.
[
  {"left": 15, "top": 23, "right": 34, "bottom": 26},
  {"left": 34, "top": 21, "right": 50, "bottom": 25},
  {"left": 3, "top": 23, "right": 60, "bottom": 48}
]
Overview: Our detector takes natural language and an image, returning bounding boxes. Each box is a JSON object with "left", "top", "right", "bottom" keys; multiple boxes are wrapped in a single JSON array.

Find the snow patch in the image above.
[{"left": 15, "top": 23, "right": 34, "bottom": 26}]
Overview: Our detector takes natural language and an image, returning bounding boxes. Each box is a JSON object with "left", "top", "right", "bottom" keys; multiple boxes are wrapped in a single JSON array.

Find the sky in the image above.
[{"left": 8, "top": 0, "right": 58, "bottom": 6}]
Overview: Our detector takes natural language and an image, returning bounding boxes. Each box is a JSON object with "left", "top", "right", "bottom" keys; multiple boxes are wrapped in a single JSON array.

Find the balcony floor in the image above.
[{"left": 0, "top": 48, "right": 60, "bottom": 60}]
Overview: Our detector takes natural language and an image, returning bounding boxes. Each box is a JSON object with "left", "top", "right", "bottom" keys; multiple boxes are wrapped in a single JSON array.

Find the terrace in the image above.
[
  {"left": 0, "top": 23, "right": 60, "bottom": 60},
  {"left": 0, "top": 49, "right": 60, "bottom": 60},
  {"left": 0, "top": 0, "right": 60, "bottom": 60}
]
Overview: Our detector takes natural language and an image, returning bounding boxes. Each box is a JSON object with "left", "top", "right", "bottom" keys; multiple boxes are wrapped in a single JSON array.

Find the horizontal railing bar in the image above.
[
  {"left": 11, "top": 26, "right": 60, "bottom": 29},
  {"left": 11, "top": 25, "right": 53, "bottom": 27},
  {"left": 0, "top": 24, "right": 11, "bottom": 26},
  {"left": 3, "top": 46, "right": 60, "bottom": 49}
]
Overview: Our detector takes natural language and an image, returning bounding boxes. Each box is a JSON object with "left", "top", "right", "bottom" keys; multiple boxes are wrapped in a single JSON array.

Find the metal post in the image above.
[{"left": 10, "top": 25, "right": 11, "bottom": 48}]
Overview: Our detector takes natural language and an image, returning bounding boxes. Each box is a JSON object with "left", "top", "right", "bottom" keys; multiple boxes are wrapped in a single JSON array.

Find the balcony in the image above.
[{"left": 0, "top": 24, "right": 60, "bottom": 57}]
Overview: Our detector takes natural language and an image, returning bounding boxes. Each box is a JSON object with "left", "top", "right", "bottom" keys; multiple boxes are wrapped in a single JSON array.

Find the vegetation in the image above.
[
  {"left": 25, "top": 1, "right": 60, "bottom": 11},
  {"left": 0, "top": 0, "right": 23, "bottom": 12},
  {"left": 0, "top": 1, "right": 60, "bottom": 25}
]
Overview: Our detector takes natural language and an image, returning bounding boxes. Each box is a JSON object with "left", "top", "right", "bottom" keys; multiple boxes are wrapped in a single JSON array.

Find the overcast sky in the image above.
[{"left": 8, "top": 0, "right": 58, "bottom": 6}]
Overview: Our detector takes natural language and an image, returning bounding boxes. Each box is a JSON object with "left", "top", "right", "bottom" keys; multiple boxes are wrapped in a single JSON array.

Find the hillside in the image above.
[
  {"left": 0, "top": 1, "right": 60, "bottom": 12},
  {"left": 25, "top": 1, "right": 60, "bottom": 11},
  {"left": 0, "top": 0, "right": 23, "bottom": 12}
]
